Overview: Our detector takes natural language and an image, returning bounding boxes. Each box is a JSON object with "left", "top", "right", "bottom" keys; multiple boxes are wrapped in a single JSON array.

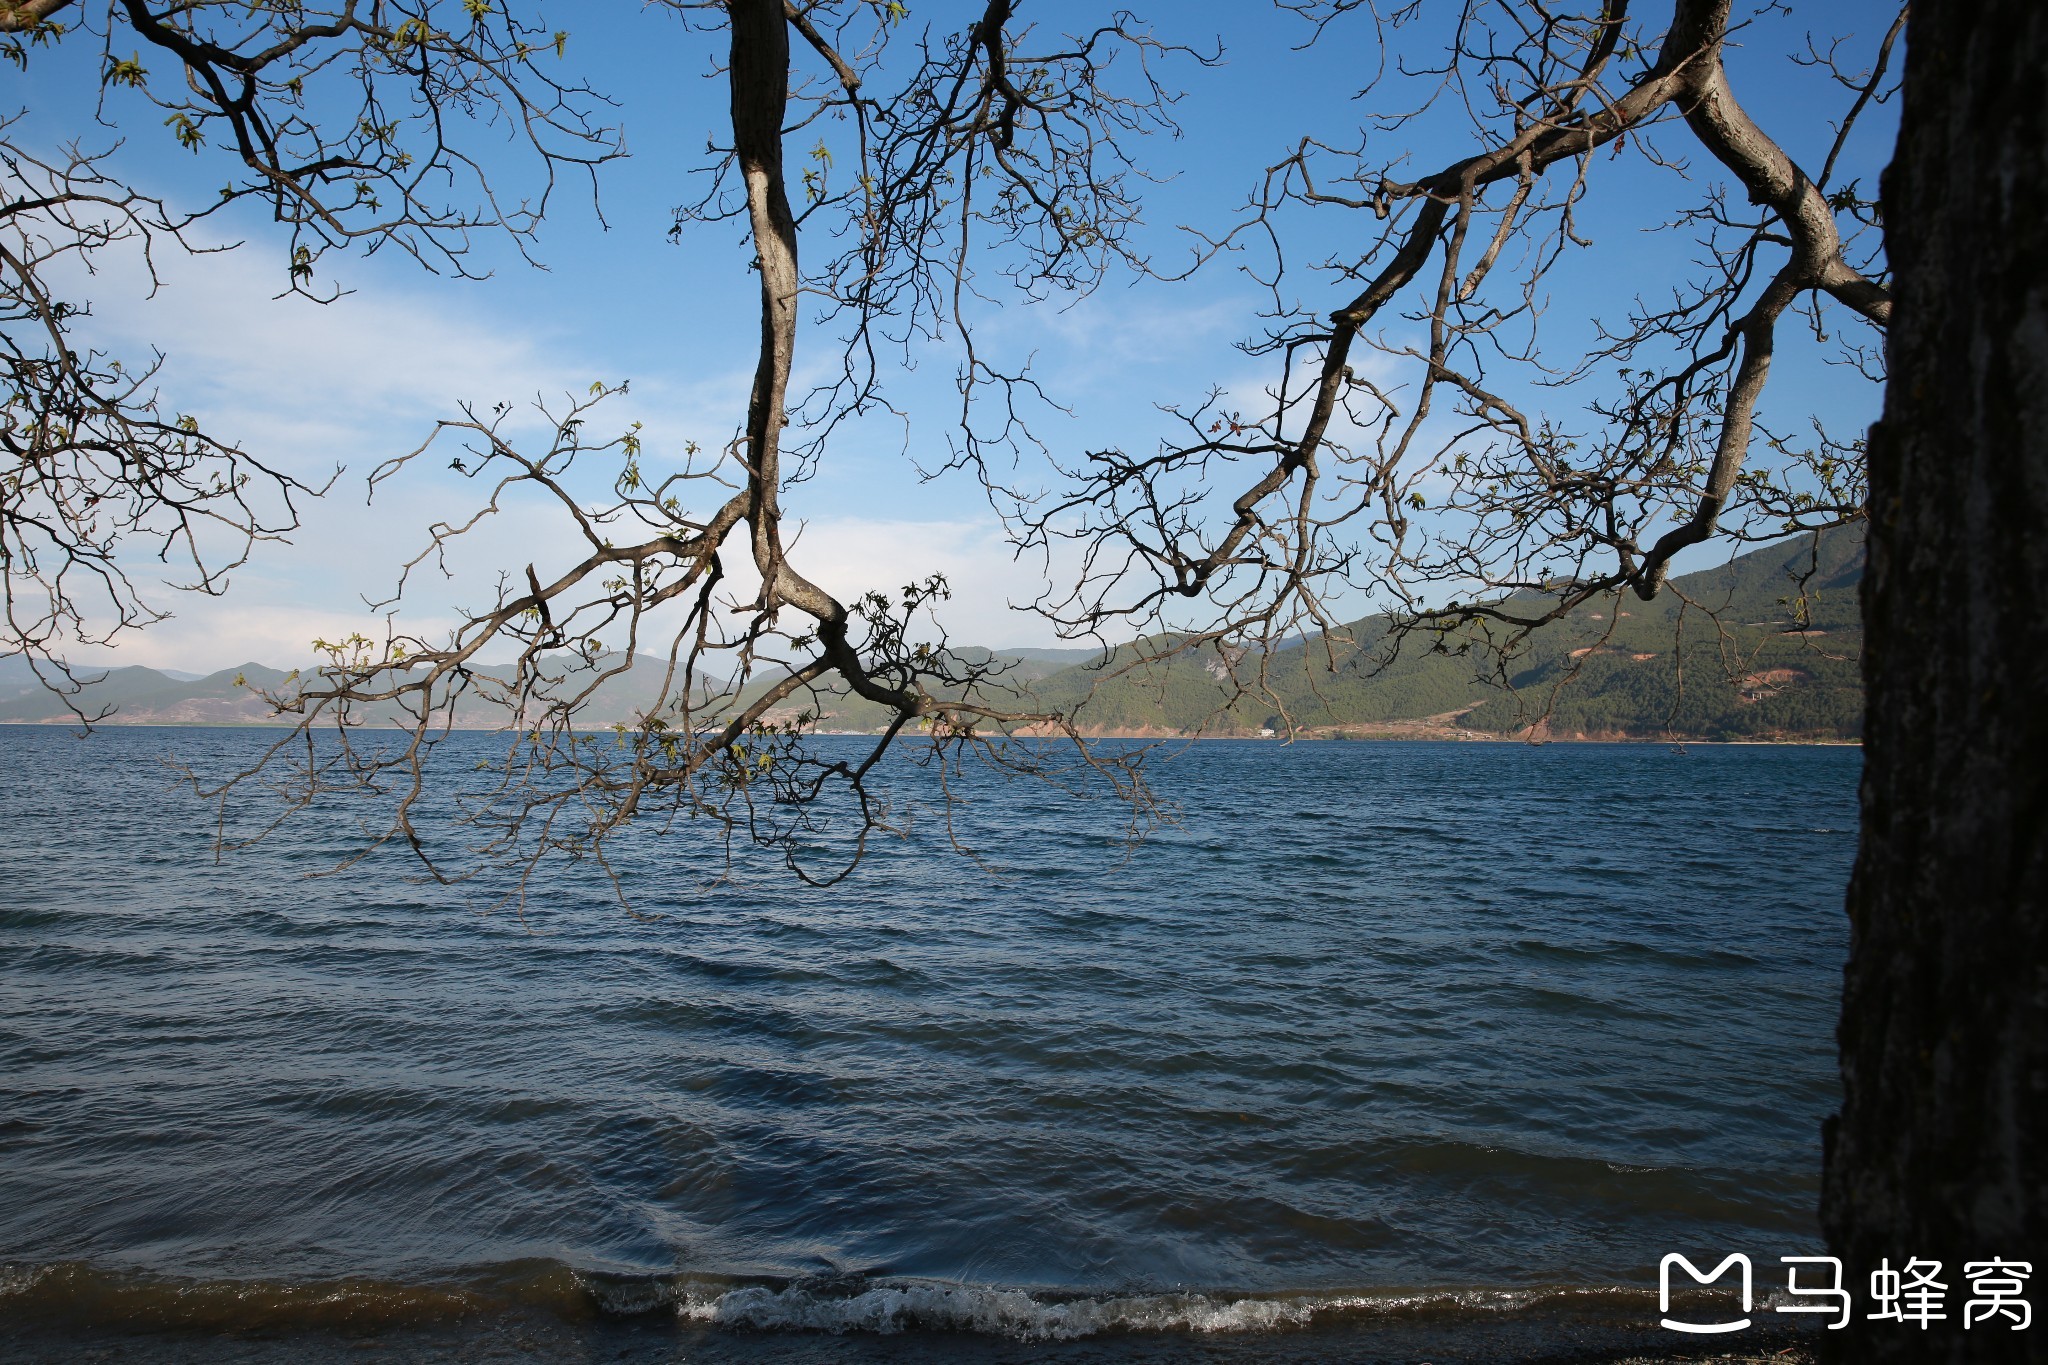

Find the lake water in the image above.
[{"left": 0, "top": 728, "right": 1858, "bottom": 1361}]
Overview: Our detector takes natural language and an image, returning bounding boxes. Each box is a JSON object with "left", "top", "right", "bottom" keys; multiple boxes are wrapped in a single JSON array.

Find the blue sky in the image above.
[{"left": 17, "top": 0, "right": 1899, "bottom": 669}]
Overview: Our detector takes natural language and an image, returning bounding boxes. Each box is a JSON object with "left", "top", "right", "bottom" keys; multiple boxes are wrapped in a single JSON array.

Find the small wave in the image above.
[{"left": 658, "top": 1278, "right": 1605, "bottom": 1340}]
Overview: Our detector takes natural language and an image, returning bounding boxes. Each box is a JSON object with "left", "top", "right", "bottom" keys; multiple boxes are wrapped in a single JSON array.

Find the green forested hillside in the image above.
[
  {"left": 1454, "top": 527, "right": 1863, "bottom": 739},
  {"left": 1013, "top": 526, "right": 1865, "bottom": 741}
]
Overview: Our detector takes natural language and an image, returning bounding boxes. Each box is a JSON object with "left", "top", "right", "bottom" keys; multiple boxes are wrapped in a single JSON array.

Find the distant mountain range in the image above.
[{"left": 0, "top": 528, "right": 1864, "bottom": 741}]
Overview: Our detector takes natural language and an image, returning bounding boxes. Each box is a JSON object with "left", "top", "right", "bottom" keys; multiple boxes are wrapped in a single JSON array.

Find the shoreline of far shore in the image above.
[{"left": 0, "top": 718, "right": 1863, "bottom": 746}]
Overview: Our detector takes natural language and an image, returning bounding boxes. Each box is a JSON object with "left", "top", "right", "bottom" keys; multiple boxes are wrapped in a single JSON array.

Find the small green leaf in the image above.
[{"left": 103, "top": 51, "right": 147, "bottom": 88}]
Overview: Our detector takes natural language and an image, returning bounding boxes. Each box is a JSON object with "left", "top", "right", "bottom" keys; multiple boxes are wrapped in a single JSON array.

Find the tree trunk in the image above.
[{"left": 1823, "top": 0, "right": 2048, "bottom": 1360}]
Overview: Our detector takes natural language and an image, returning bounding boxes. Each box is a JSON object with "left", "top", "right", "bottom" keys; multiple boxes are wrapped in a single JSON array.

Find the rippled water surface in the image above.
[{"left": 0, "top": 728, "right": 1856, "bottom": 1353}]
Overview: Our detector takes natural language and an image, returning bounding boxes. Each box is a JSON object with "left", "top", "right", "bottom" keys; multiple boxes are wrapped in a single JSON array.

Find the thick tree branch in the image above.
[{"left": 0, "top": 0, "right": 70, "bottom": 34}]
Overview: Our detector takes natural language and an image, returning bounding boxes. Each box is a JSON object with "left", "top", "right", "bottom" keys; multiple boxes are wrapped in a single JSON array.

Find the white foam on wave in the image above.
[
  {"left": 655, "top": 1279, "right": 1562, "bottom": 1340},
  {"left": 0, "top": 1262, "right": 47, "bottom": 1297}
]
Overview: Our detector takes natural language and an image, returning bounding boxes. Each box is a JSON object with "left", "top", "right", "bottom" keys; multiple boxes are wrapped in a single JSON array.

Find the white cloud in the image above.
[
  {"left": 47, "top": 240, "right": 775, "bottom": 669},
  {"left": 775, "top": 515, "right": 1067, "bottom": 648},
  {"left": 42, "top": 233, "right": 1232, "bottom": 672},
  {"left": 70, "top": 511, "right": 1082, "bottom": 672}
]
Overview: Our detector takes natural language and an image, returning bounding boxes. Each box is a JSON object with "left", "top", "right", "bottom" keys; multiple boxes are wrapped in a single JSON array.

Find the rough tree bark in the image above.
[{"left": 1824, "top": 0, "right": 2048, "bottom": 1359}]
